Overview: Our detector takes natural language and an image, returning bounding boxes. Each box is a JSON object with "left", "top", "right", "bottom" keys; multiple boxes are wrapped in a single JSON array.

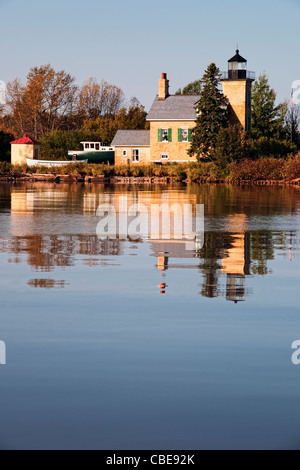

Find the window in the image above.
[
  {"left": 95, "top": 143, "right": 100, "bottom": 150},
  {"left": 122, "top": 150, "right": 127, "bottom": 157},
  {"left": 85, "top": 143, "right": 89, "bottom": 149},
  {"left": 162, "top": 128, "right": 168, "bottom": 142},
  {"left": 158, "top": 128, "right": 172, "bottom": 142},
  {"left": 132, "top": 149, "right": 139, "bottom": 162},
  {"left": 178, "top": 128, "right": 191, "bottom": 142},
  {"left": 90, "top": 143, "right": 94, "bottom": 149},
  {"left": 161, "top": 154, "right": 169, "bottom": 161},
  {"left": 181, "top": 129, "right": 188, "bottom": 142}
]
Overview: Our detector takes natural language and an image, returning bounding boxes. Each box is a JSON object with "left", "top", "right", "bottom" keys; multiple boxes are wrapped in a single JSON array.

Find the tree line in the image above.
[
  {"left": 177, "top": 64, "right": 300, "bottom": 168},
  {"left": 1, "top": 62, "right": 299, "bottom": 165},
  {"left": 0, "top": 65, "right": 148, "bottom": 160}
]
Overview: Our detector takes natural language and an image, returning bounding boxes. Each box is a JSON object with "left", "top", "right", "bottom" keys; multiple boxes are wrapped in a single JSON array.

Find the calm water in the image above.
[{"left": 0, "top": 182, "right": 300, "bottom": 450}]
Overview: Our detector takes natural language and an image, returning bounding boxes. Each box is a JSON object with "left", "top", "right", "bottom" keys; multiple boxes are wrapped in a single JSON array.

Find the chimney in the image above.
[{"left": 158, "top": 73, "right": 169, "bottom": 100}]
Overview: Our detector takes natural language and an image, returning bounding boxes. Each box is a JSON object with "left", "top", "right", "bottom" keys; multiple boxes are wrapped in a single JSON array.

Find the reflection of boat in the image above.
[
  {"left": 68, "top": 141, "right": 115, "bottom": 164},
  {"left": 26, "top": 158, "right": 88, "bottom": 167}
]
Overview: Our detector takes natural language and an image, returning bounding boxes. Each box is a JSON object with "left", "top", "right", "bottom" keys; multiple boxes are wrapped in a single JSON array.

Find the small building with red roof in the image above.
[{"left": 10, "top": 134, "right": 41, "bottom": 165}]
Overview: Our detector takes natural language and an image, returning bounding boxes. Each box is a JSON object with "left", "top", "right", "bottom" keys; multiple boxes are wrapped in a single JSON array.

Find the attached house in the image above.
[
  {"left": 112, "top": 51, "right": 254, "bottom": 165},
  {"left": 112, "top": 130, "right": 150, "bottom": 165},
  {"left": 112, "top": 74, "right": 198, "bottom": 165}
]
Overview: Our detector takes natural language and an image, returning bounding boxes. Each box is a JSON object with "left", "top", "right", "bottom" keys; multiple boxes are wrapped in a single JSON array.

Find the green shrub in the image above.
[
  {"left": 186, "top": 162, "right": 217, "bottom": 181},
  {"left": 251, "top": 137, "right": 297, "bottom": 158},
  {"left": 0, "top": 162, "right": 13, "bottom": 173}
]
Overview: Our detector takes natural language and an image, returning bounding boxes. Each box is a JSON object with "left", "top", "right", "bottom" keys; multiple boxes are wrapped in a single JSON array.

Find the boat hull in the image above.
[
  {"left": 26, "top": 158, "right": 88, "bottom": 167},
  {"left": 67, "top": 151, "right": 114, "bottom": 164}
]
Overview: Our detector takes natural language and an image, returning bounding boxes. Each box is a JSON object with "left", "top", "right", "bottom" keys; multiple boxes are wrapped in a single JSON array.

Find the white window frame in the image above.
[
  {"left": 180, "top": 127, "right": 189, "bottom": 142},
  {"left": 132, "top": 148, "right": 140, "bottom": 162},
  {"left": 161, "top": 153, "right": 169, "bottom": 161},
  {"left": 161, "top": 128, "right": 169, "bottom": 143},
  {"left": 122, "top": 150, "right": 127, "bottom": 157}
]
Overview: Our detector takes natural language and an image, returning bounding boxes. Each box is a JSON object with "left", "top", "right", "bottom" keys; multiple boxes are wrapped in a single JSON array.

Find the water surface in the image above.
[{"left": 0, "top": 183, "right": 300, "bottom": 450}]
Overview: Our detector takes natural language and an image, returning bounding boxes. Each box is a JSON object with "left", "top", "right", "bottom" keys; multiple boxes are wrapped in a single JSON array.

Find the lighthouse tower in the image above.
[{"left": 221, "top": 50, "right": 255, "bottom": 133}]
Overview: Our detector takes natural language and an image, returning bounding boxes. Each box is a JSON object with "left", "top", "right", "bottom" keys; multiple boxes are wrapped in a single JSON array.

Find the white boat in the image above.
[
  {"left": 68, "top": 141, "right": 115, "bottom": 164},
  {"left": 26, "top": 158, "right": 88, "bottom": 168}
]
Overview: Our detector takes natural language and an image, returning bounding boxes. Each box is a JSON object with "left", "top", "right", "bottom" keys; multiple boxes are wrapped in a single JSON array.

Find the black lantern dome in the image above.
[{"left": 228, "top": 49, "right": 247, "bottom": 79}]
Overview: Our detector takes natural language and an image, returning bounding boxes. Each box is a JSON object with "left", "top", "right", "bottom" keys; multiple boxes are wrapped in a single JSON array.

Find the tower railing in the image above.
[{"left": 221, "top": 70, "right": 255, "bottom": 80}]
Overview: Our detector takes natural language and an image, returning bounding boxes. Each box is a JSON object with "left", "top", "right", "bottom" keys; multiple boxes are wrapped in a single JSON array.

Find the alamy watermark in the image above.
[
  {"left": 291, "top": 81, "right": 300, "bottom": 107},
  {"left": 96, "top": 197, "right": 205, "bottom": 250},
  {"left": 0, "top": 341, "right": 6, "bottom": 365},
  {"left": 0, "top": 81, "right": 6, "bottom": 105},
  {"left": 291, "top": 341, "right": 300, "bottom": 365}
]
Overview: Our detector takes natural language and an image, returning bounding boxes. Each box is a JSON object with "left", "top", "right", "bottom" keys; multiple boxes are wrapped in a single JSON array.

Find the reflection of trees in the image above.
[
  {"left": 0, "top": 185, "right": 12, "bottom": 212},
  {"left": 196, "top": 232, "right": 231, "bottom": 298},
  {"left": 250, "top": 232, "right": 274, "bottom": 275},
  {"left": 200, "top": 268, "right": 219, "bottom": 298},
  {"left": 0, "top": 235, "right": 122, "bottom": 272},
  {"left": 197, "top": 229, "right": 293, "bottom": 299},
  {"left": 27, "top": 279, "right": 67, "bottom": 289},
  {"left": 197, "top": 232, "right": 252, "bottom": 301},
  {"left": 187, "top": 184, "right": 300, "bottom": 219}
]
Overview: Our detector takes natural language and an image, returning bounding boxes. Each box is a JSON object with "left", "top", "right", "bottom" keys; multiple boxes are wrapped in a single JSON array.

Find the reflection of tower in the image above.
[
  {"left": 157, "top": 251, "right": 168, "bottom": 294},
  {"left": 221, "top": 233, "right": 250, "bottom": 303}
]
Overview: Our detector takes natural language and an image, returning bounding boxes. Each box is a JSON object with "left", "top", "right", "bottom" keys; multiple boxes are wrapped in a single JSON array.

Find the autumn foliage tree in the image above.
[
  {"left": 77, "top": 78, "right": 125, "bottom": 119},
  {"left": 1, "top": 65, "right": 148, "bottom": 156},
  {"left": 6, "top": 65, "right": 77, "bottom": 139}
]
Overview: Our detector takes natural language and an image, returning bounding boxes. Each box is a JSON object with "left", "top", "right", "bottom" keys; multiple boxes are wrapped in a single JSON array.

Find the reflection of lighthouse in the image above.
[
  {"left": 221, "top": 233, "right": 250, "bottom": 303},
  {"left": 157, "top": 251, "right": 168, "bottom": 294}
]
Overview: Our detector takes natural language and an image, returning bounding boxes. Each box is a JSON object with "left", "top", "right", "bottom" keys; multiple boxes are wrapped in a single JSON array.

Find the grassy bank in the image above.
[{"left": 1, "top": 154, "right": 300, "bottom": 183}]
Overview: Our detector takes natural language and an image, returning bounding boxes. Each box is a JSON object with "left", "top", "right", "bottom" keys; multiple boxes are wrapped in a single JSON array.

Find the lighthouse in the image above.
[{"left": 221, "top": 50, "right": 255, "bottom": 133}]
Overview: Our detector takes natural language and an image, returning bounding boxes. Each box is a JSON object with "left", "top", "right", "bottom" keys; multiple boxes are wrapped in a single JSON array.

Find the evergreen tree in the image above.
[
  {"left": 188, "top": 63, "right": 228, "bottom": 161},
  {"left": 0, "top": 131, "right": 14, "bottom": 162},
  {"left": 251, "top": 73, "right": 287, "bottom": 140},
  {"left": 212, "top": 124, "right": 252, "bottom": 170}
]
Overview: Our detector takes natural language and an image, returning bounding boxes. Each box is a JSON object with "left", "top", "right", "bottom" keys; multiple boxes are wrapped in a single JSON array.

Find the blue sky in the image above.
[{"left": 0, "top": 0, "right": 299, "bottom": 110}]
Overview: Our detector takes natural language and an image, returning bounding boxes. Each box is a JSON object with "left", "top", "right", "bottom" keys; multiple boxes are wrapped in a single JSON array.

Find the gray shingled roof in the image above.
[
  {"left": 147, "top": 94, "right": 200, "bottom": 121},
  {"left": 111, "top": 130, "right": 150, "bottom": 147}
]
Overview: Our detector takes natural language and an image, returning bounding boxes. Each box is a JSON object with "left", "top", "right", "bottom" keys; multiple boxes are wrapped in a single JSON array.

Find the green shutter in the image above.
[
  {"left": 178, "top": 129, "right": 182, "bottom": 142},
  {"left": 168, "top": 128, "right": 172, "bottom": 142},
  {"left": 158, "top": 128, "right": 161, "bottom": 142},
  {"left": 188, "top": 129, "right": 192, "bottom": 142}
]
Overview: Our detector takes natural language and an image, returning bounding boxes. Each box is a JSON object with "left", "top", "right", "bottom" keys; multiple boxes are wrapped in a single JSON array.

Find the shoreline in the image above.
[{"left": 0, "top": 173, "right": 300, "bottom": 186}]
